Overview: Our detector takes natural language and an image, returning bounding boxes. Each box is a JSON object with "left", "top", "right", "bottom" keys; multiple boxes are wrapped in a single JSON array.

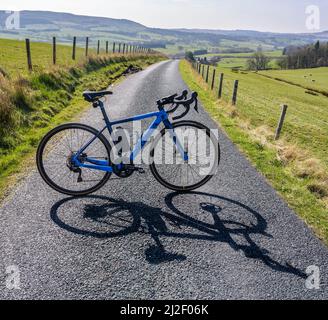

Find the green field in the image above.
[
  {"left": 259, "top": 67, "right": 328, "bottom": 95},
  {"left": 210, "top": 65, "right": 328, "bottom": 168},
  {"left": 216, "top": 58, "right": 249, "bottom": 69},
  {"left": 180, "top": 60, "right": 328, "bottom": 243},
  {"left": 0, "top": 38, "right": 92, "bottom": 76},
  {"left": 195, "top": 50, "right": 283, "bottom": 70},
  {"left": 196, "top": 50, "right": 283, "bottom": 58}
]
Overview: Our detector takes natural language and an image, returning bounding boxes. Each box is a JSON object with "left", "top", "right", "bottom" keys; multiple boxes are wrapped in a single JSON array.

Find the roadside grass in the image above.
[
  {"left": 180, "top": 60, "right": 328, "bottom": 244},
  {"left": 0, "top": 50, "right": 165, "bottom": 201},
  {"left": 203, "top": 65, "right": 328, "bottom": 170}
]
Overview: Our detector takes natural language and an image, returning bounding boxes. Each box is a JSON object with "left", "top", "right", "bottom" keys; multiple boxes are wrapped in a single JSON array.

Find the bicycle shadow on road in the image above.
[{"left": 50, "top": 192, "right": 306, "bottom": 279}]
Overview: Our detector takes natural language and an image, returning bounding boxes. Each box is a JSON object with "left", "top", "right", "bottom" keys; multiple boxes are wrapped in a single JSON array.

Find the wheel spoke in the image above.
[
  {"left": 151, "top": 123, "right": 219, "bottom": 190},
  {"left": 39, "top": 126, "right": 111, "bottom": 195}
]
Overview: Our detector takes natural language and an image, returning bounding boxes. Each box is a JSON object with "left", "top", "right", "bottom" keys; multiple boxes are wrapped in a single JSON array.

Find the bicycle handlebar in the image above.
[{"left": 157, "top": 90, "right": 199, "bottom": 121}]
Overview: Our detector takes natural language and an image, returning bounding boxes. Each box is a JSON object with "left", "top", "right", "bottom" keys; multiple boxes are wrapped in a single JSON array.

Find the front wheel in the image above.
[{"left": 149, "top": 121, "right": 220, "bottom": 192}]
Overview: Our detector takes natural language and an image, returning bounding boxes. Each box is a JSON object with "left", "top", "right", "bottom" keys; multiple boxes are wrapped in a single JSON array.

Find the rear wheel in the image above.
[
  {"left": 150, "top": 121, "right": 220, "bottom": 192},
  {"left": 37, "top": 123, "right": 112, "bottom": 196}
]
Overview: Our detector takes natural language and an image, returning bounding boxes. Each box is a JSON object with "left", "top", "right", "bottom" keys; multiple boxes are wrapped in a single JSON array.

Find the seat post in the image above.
[{"left": 98, "top": 100, "right": 113, "bottom": 134}]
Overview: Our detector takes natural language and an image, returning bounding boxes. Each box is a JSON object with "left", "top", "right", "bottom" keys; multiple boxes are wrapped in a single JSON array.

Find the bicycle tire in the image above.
[
  {"left": 149, "top": 121, "right": 220, "bottom": 192},
  {"left": 36, "top": 123, "right": 112, "bottom": 196}
]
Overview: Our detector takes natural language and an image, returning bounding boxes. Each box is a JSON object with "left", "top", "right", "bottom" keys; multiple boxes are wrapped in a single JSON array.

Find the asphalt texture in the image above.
[{"left": 0, "top": 60, "right": 327, "bottom": 300}]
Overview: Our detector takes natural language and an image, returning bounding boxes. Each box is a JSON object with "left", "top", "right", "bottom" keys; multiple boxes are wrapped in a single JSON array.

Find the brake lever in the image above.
[
  {"left": 176, "top": 90, "right": 188, "bottom": 101},
  {"left": 166, "top": 90, "right": 188, "bottom": 115},
  {"left": 194, "top": 98, "right": 199, "bottom": 113},
  {"left": 172, "top": 104, "right": 190, "bottom": 121}
]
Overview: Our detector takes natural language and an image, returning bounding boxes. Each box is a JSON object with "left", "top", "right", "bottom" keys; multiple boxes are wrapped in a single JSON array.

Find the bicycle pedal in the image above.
[
  {"left": 137, "top": 168, "right": 145, "bottom": 174},
  {"left": 123, "top": 165, "right": 145, "bottom": 174}
]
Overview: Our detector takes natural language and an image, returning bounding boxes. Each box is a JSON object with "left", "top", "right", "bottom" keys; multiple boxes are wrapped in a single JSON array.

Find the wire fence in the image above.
[
  {"left": 192, "top": 61, "right": 328, "bottom": 156},
  {"left": 23, "top": 36, "right": 158, "bottom": 72}
]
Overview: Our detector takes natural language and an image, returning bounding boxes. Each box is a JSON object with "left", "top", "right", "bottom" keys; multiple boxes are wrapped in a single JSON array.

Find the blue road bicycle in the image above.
[{"left": 36, "top": 90, "right": 220, "bottom": 196}]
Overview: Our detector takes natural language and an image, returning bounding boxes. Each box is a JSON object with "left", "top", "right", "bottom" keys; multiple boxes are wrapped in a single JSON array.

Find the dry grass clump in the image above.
[
  {"left": 0, "top": 73, "right": 35, "bottom": 147},
  {"left": 0, "top": 74, "right": 18, "bottom": 132},
  {"left": 295, "top": 158, "right": 327, "bottom": 179},
  {"left": 277, "top": 144, "right": 304, "bottom": 165},
  {"left": 234, "top": 118, "right": 328, "bottom": 201},
  {"left": 251, "top": 125, "right": 274, "bottom": 148},
  {"left": 228, "top": 108, "right": 239, "bottom": 118}
]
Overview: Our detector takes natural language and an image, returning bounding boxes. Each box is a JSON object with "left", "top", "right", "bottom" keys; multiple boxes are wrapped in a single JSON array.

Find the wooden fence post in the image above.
[
  {"left": 118, "top": 43, "right": 121, "bottom": 53},
  {"left": 72, "top": 37, "right": 76, "bottom": 60},
  {"left": 201, "top": 65, "right": 205, "bottom": 78},
  {"left": 206, "top": 65, "right": 210, "bottom": 83},
  {"left": 232, "top": 80, "right": 239, "bottom": 105},
  {"left": 106, "top": 41, "right": 109, "bottom": 54},
  {"left": 218, "top": 73, "right": 224, "bottom": 98},
  {"left": 52, "top": 37, "right": 56, "bottom": 65},
  {"left": 85, "top": 37, "right": 89, "bottom": 57},
  {"left": 275, "top": 105, "right": 288, "bottom": 140},
  {"left": 211, "top": 69, "right": 216, "bottom": 90},
  {"left": 25, "top": 39, "right": 32, "bottom": 71},
  {"left": 97, "top": 40, "right": 100, "bottom": 54},
  {"left": 113, "top": 42, "right": 116, "bottom": 53}
]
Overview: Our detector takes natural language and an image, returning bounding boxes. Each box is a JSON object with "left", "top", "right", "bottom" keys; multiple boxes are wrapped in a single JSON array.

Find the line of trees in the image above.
[{"left": 279, "top": 41, "right": 328, "bottom": 69}]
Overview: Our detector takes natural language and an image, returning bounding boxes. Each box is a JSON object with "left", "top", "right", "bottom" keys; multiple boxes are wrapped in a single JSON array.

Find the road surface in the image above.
[{"left": 0, "top": 60, "right": 327, "bottom": 299}]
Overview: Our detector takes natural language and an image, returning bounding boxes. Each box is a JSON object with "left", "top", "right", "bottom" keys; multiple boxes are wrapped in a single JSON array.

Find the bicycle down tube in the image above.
[{"left": 72, "top": 101, "right": 186, "bottom": 172}]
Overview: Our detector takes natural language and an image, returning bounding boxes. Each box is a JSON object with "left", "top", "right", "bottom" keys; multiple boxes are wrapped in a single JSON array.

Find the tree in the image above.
[
  {"left": 246, "top": 51, "right": 271, "bottom": 70},
  {"left": 315, "top": 40, "right": 320, "bottom": 52},
  {"left": 279, "top": 41, "right": 328, "bottom": 69},
  {"left": 185, "top": 51, "right": 195, "bottom": 62}
]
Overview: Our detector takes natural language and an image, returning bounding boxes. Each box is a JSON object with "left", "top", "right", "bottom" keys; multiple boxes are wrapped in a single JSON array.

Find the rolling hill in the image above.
[{"left": 1, "top": 10, "right": 328, "bottom": 54}]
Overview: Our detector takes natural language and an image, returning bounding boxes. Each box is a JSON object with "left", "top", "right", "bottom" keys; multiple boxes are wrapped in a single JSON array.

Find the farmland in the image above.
[
  {"left": 209, "top": 65, "right": 328, "bottom": 168},
  {"left": 180, "top": 60, "right": 328, "bottom": 242},
  {"left": 2, "top": 11, "right": 328, "bottom": 56},
  {"left": 0, "top": 38, "right": 88, "bottom": 76},
  {"left": 195, "top": 50, "right": 284, "bottom": 69},
  {"left": 259, "top": 67, "right": 328, "bottom": 95},
  {"left": 196, "top": 50, "right": 283, "bottom": 58}
]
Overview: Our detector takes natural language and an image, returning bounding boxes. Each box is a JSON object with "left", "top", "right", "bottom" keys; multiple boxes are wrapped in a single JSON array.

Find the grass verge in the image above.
[
  {"left": 180, "top": 59, "right": 328, "bottom": 245},
  {"left": 0, "top": 54, "right": 165, "bottom": 201}
]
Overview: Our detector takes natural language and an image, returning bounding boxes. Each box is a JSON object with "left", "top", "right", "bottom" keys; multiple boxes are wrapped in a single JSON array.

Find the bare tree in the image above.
[{"left": 247, "top": 51, "right": 271, "bottom": 71}]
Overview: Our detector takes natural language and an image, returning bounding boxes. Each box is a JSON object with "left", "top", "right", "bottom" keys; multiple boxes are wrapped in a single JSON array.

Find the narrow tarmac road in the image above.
[{"left": 0, "top": 60, "right": 327, "bottom": 299}]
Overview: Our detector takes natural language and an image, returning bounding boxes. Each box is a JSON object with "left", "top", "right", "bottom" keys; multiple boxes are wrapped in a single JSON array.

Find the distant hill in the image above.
[{"left": 0, "top": 10, "right": 328, "bottom": 54}]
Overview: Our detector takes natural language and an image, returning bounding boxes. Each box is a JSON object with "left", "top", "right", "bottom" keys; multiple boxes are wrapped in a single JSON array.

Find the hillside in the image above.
[
  {"left": 1, "top": 10, "right": 328, "bottom": 54},
  {"left": 180, "top": 60, "right": 328, "bottom": 242}
]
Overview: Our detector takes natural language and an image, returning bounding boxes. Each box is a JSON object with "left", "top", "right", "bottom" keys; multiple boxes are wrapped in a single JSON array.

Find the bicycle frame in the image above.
[{"left": 72, "top": 100, "right": 187, "bottom": 173}]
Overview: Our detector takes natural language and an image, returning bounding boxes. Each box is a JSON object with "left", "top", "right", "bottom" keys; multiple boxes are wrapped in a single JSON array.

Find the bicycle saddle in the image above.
[{"left": 83, "top": 90, "right": 113, "bottom": 102}]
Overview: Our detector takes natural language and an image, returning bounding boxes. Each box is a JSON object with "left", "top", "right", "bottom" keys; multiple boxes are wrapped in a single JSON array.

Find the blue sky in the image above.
[{"left": 2, "top": 0, "right": 328, "bottom": 32}]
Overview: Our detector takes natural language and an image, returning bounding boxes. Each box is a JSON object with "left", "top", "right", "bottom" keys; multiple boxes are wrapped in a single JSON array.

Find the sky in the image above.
[{"left": 1, "top": 0, "right": 328, "bottom": 33}]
